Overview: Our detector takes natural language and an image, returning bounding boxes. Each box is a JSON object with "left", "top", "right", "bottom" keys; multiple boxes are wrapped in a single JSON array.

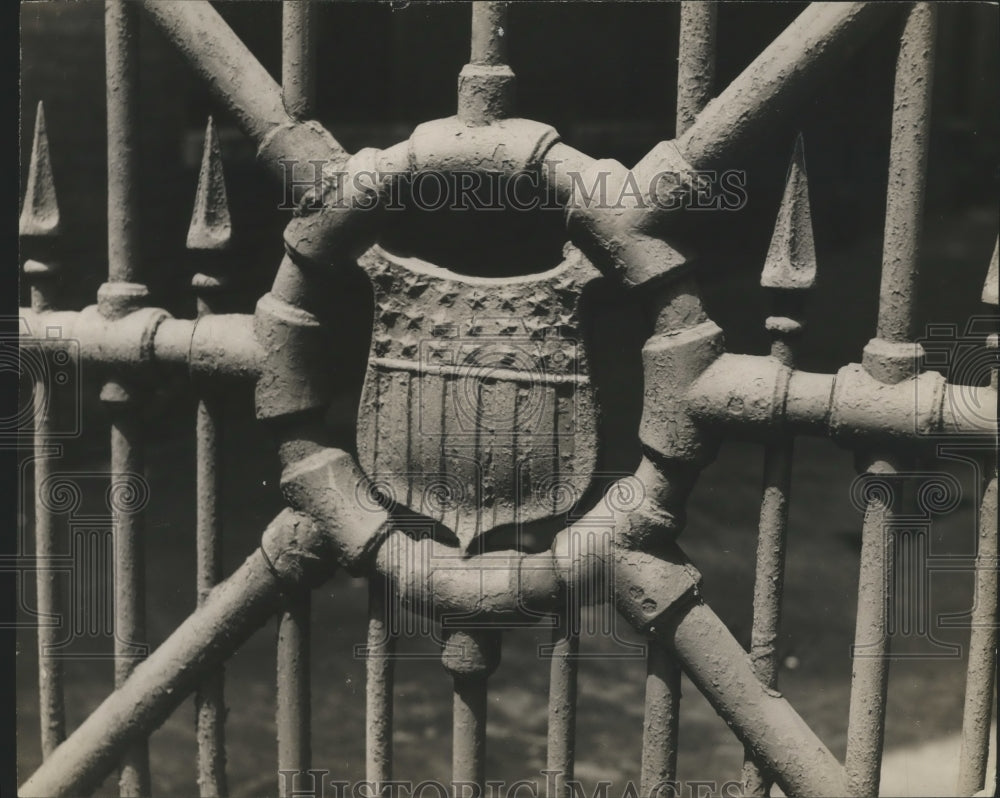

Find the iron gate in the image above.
[{"left": 16, "top": 2, "right": 999, "bottom": 797}]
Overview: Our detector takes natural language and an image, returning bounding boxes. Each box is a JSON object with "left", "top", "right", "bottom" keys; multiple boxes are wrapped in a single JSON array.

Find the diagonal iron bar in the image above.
[
  {"left": 660, "top": 602, "right": 849, "bottom": 797},
  {"left": 19, "top": 511, "right": 330, "bottom": 798},
  {"left": 139, "top": 1, "right": 344, "bottom": 184},
  {"left": 677, "top": 2, "right": 906, "bottom": 171}
]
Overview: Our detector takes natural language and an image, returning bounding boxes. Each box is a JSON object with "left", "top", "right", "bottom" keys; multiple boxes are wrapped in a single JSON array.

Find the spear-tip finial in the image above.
[
  {"left": 20, "top": 101, "right": 61, "bottom": 240},
  {"left": 761, "top": 133, "right": 817, "bottom": 292},
  {"left": 186, "top": 117, "right": 232, "bottom": 252},
  {"left": 983, "top": 237, "right": 998, "bottom": 307}
]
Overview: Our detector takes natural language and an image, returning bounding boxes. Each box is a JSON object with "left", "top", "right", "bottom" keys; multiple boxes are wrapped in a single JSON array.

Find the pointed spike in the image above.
[
  {"left": 186, "top": 117, "right": 232, "bottom": 251},
  {"left": 761, "top": 133, "right": 817, "bottom": 291},
  {"left": 982, "top": 237, "right": 998, "bottom": 307},
  {"left": 19, "top": 102, "right": 61, "bottom": 240}
]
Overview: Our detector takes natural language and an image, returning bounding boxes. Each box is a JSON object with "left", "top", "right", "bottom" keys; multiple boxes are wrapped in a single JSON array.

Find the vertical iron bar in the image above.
[
  {"left": 636, "top": 9, "right": 719, "bottom": 787},
  {"left": 847, "top": 9, "right": 936, "bottom": 796},
  {"left": 546, "top": 616, "right": 579, "bottom": 798},
  {"left": 189, "top": 115, "right": 232, "bottom": 798},
  {"left": 640, "top": 645, "right": 681, "bottom": 796},
  {"left": 366, "top": 576, "right": 396, "bottom": 789},
  {"left": 959, "top": 244, "right": 1000, "bottom": 794},
  {"left": 442, "top": 630, "right": 500, "bottom": 795},
  {"left": 22, "top": 101, "right": 66, "bottom": 759},
  {"left": 195, "top": 390, "right": 227, "bottom": 797},
  {"left": 741, "top": 434, "right": 794, "bottom": 797},
  {"left": 106, "top": 0, "right": 141, "bottom": 287},
  {"left": 845, "top": 462, "right": 899, "bottom": 797},
  {"left": 34, "top": 374, "right": 65, "bottom": 758},
  {"left": 470, "top": 2, "right": 508, "bottom": 66},
  {"left": 108, "top": 401, "right": 151, "bottom": 797},
  {"left": 277, "top": 591, "right": 311, "bottom": 796},
  {"left": 876, "top": 3, "right": 936, "bottom": 345},
  {"left": 281, "top": 1, "right": 316, "bottom": 121},
  {"left": 956, "top": 471, "right": 999, "bottom": 793},
  {"left": 452, "top": 675, "right": 488, "bottom": 789},
  {"left": 743, "top": 132, "right": 816, "bottom": 791},
  {"left": 106, "top": 2, "right": 150, "bottom": 794},
  {"left": 676, "top": 2, "right": 717, "bottom": 137},
  {"left": 276, "top": 17, "right": 314, "bottom": 792}
]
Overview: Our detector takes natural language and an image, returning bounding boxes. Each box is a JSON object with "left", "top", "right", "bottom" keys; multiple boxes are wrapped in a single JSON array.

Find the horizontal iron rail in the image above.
[
  {"left": 22, "top": 306, "right": 992, "bottom": 445},
  {"left": 687, "top": 353, "right": 997, "bottom": 441},
  {"left": 18, "top": 308, "right": 261, "bottom": 380}
]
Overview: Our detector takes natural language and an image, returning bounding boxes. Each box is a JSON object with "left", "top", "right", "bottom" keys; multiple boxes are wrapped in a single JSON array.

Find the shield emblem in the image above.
[{"left": 356, "top": 244, "right": 602, "bottom": 552}]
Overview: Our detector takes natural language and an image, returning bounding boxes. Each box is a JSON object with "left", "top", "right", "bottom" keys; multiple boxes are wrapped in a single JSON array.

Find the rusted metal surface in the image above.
[
  {"left": 441, "top": 630, "right": 501, "bottom": 792},
  {"left": 875, "top": 3, "right": 936, "bottom": 347},
  {"left": 187, "top": 118, "right": 233, "bottom": 260},
  {"left": 195, "top": 390, "right": 229, "bottom": 798},
  {"left": 632, "top": 271, "right": 717, "bottom": 798},
  {"left": 460, "top": 2, "right": 514, "bottom": 124},
  {"left": 19, "top": 511, "right": 331, "bottom": 798},
  {"left": 260, "top": 220, "right": 851, "bottom": 798},
  {"left": 282, "top": 119, "right": 562, "bottom": 269},
  {"left": 189, "top": 117, "right": 232, "bottom": 798},
  {"left": 276, "top": 592, "right": 311, "bottom": 796},
  {"left": 138, "top": 1, "right": 344, "bottom": 182},
  {"left": 106, "top": 391, "right": 151, "bottom": 797},
  {"left": 956, "top": 471, "right": 998, "bottom": 795},
  {"left": 366, "top": 577, "right": 396, "bottom": 787},
  {"left": 20, "top": 102, "right": 61, "bottom": 313},
  {"left": 282, "top": 1, "right": 316, "bottom": 122},
  {"left": 845, "top": 460, "right": 898, "bottom": 798},
  {"left": 470, "top": 2, "right": 507, "bottom": 66},
  {"left": 957, "top": 271, "right": 999, "bottom": 796},
  {"left": 546, "top": 619, "right": 578, "bottom": 798},
  {"left": 354, "top": 245, "right": 601, "bottom": 554},
  {"left": 675, "top": 2, "right": 717, "bottom": 137},
  {"left": 105, "top": 0, "right": 143, "bottom": 294},
  {"left": 665, "top": 602, "right": 849, "bottom": 798},
  {"left": 742, "top": 134, "right": 816, "bottom": 797},
  {"left": 21, "top": 101, "right": 66, "bottom": 760},
  {"left": 846, "top": 10, "right": 937, "bottom": 795},
  {"left": 677, "top": 2, "right": 904, "bottom": 171},
  {"left": 18, "top": 3, "right": 999, "bottom": 796},
  {"left": 742, "top": 429, "right": 795, "bottom": 798},
  {"left": 19, "top": 307, "right": 262, "bottom": 380},
  {"left": 687, "top": 355, "right": 997, "bottom": 441},
  {"left": 105, "top": 3, "right": 151, "bottom": 792},
  {"left": 270, "top": 251, "right": 315, "bottom": 797},
  {"left": 640, "top": 646, "right": 680, "bottom": 795},
  {"left": 759, "top": 136, "right": 817, "bottom": 296},
  {"left": 637, "top": 17, "right": 720, "bottom": 782},
  {"left": 564, "top": 3, "right": 906, "bottom": 293},
  {"left": 31, "top": 363, "right": 66, "bottom": 761}
]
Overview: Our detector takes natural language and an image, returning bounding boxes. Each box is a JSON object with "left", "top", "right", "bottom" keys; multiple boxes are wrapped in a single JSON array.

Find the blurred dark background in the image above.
[{"left": 16, "top": 3, "right": 1000, "bottom": 794}]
